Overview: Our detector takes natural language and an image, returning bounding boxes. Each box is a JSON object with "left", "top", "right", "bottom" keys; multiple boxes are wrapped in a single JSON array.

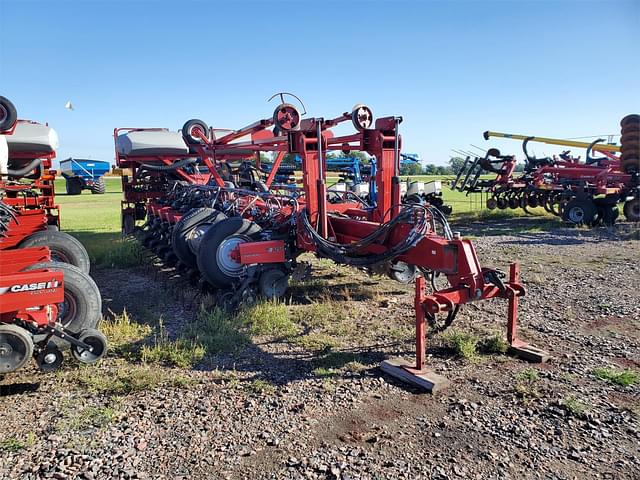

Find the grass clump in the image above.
[
  {"left": 92, "top": 238, "right": 146, "bottom": 269},
  {"left": 514, "top": 367, "right": 540, "bottom": 399},
  {"left": 296, "top": 333, "right": 340, "bottom": 352},
  {"left": 100, "top": 309, "right": 152, "bottom": 354},
  {"left": 182, "top": 307, "right": 248, "bottom": 354},
  {"left": 245, "top": 379, "right": 275, "bottom": 394},
  {"left": 562, "top": 395, "right": 587, "bottom": 417},
  {"left": 56, "top": 405, "right": 117, "bottom": 432},
  {"left": 69, "top": 365, "right": 195, "bottom": 395},
  {"left": 442, "top": 330, "right": 479, "bottom": 360},
  {"left": 593, "top": 367, "right": 639, "bottom": 387},
  {"left": 141, "top": 320, "right": 205, "bottom": 368},
  {"left": 238, "top": 300, "right": 297, "bottom": 336},
  {"left": 0, "top": 433, "right": 35, "bottom": 452},
  {"left": 482, "top": 334, "right": 509, "bottom": 354}
]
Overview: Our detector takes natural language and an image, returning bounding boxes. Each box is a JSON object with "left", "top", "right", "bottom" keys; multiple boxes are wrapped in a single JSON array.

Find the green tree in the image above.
[
  {"left": 448, "top": 156, "right": 466, "bottom": 174},
  {"left": 400, "top": 162, "right": 423, "bottom": 175}
]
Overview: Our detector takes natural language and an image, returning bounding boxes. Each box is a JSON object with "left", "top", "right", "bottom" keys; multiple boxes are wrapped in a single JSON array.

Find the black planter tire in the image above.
[
  {"left": 197, "top": 217, "right": 262, "bottom": 288},
  {"left": 19, "top": 230, "right": 91, "bottom": 274},
  {"left": 21, "top": 262, "right": 102, "bottom": 347},
  {"left": 171, "top": 208, "right": 227, "bottom": 269}
]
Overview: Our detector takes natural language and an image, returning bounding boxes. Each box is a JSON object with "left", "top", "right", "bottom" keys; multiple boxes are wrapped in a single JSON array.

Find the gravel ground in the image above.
[{"left": 1, "top": 219, "right": 639, "bottom": 479}]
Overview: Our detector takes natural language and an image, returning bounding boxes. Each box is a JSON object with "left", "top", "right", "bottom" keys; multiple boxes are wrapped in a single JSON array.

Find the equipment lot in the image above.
[{"left": 1, "top": 178, "right": 638, "bottom": 479}]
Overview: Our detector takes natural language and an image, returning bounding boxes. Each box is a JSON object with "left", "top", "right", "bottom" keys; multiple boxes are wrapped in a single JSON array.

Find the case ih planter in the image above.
[
  {"left": 116, "top": 97, "right": 549, "bottom": 390},
  {"left": 453, "top": 123, "right": 640, "bottom": 225},
  {"left": 0, "top": 97, "right": 106, "bottom": 375}
]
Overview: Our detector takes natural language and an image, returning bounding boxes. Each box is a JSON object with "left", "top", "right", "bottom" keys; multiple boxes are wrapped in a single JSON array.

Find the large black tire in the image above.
[
  {"left": 171, "top": 208, "right": 227, "bottom": 268},
  {"left": 624, "top": 198, "right": 640, "bottom": 222},
  {"left": 0, "top": 96, "right": 18, "bottom": 131},
  {"left": 197, "top": 217, "right": 262, "bottom": 288},
  {"left": 90, "top": 177, "right": 106, "bottom": 194},
  {"left": 22, "top": 262, "right": 102, "bottom": 347},
  {"left": 19, "top": 230, "right": 91, "bottom": 274},
  {"left": 66, "top": 177, "right": 83, "bottom": 195},
  {"left": 562, "top": 198, "right": 596, "bottom": 225}
]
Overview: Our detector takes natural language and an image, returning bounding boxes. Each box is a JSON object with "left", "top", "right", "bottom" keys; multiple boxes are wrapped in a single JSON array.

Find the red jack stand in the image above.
[{"left": 381, "top": 264, "right": 550, "bottom": 392}]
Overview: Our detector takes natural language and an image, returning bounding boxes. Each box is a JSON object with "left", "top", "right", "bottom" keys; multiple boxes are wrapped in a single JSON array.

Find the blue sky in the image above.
[{"left": 1, "top": 0, "right": 638, "bottom": 166}]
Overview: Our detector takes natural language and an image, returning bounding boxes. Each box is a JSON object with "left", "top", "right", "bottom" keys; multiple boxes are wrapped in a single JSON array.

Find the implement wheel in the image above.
[
  {"left": 172, "top": 208, "right": 227, "bottom": 269},
  {"left": 624, "top": 198, "right": 640, "bottom": 222},
  {"left": 197, "top": 217, "right": 262, "bottom": 288},
  {"left": 562, "top": 198, "right": 596, "bottom": 225},
  {"left": 71, "top": 329, "right": 108, "bottom": 364},
  {"left": 22, "top": 262, "right": 102, "bottom": 346},
  {"left": 0, "top": 96, "right": 18, "bottom": 131},
  {"left": 0, "top": 324, "right": 33, "bottom": 374},
  {"left": 19, "top": 230, "right": 91, "bottom": 274}
]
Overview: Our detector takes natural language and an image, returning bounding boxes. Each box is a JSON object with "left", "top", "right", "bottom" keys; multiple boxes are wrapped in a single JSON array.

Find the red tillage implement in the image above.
[{"left": 116, "top": 98, "right": 549, "bottom": 390}]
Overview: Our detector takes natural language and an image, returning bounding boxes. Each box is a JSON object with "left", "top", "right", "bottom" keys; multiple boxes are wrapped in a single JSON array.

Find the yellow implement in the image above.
[{"left": 483, "top": 131, "right": 621, "bottom": 153}]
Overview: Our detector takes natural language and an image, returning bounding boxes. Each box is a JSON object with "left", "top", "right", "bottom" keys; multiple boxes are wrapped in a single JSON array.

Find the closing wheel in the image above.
[
  {"left": 507, "top": 196, "right": 519, "bottom": 209},
  {"left": 0, "top": 96, "right": 18, "bottom": 131},
  {"left": 171, "top": 208, "right": 227, "bottom": 269},
  {"left": 486, "top": 197, "right": 498, "bottom": 210},
  {"left": 36, "top": 342, "right": 64, "bottom": 372},
  {"left": 623, "top": 198, "right": 640, "bottom": 222},
  {"left": 351, "top": 104, "right": 373, "bottom": 131},
  {"left": 197, "top": 217, "right": 262, "bottom": 288},
  {"left": 387, "top": 261, "right": 417, "bottom": 284},
  {"left": 0, "top": 324, "right": 33, "bottom": 374},
  {"left": 182, "top": 119, "right": 209, "bottom": 145},
  {"left": 19, "top": 230, "right": 91, "bottom": 274},
  {"left": 272, "top": 103, "right": 300, "bottom": 131},
  {"left": 562, "top": 198, "right": 596, "bottom": 224},
  {"left": 496, "top": 197, "right": 508, "bottom": 209},
  {"left": 527, "top": 194, "right": 539, "bottom": 208},
  {"left": 71, "top": 329, "right": 108, "bottom": 364},
  {"left": 259, "top": 268, "right": 290, "bottom": 299}
]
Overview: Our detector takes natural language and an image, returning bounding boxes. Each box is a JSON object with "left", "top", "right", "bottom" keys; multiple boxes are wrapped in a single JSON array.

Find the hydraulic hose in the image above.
[
  {"left": 6, "top": 158, "right": 43, "bottom": 177},
  {"left": 140, "top": 157, "right": 198, "bottom": 172}
]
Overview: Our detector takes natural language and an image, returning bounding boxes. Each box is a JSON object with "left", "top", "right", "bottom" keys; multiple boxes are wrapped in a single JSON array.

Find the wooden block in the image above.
[
  {"left": 380, "top": 357, "right": 450, "bottom": 393},
  {"left": 509, "top": 344, "right": 551, "bottom": 363}
]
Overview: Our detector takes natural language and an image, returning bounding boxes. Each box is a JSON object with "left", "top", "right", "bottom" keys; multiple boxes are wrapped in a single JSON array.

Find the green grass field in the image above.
[{"left": 53, "top": 175, "right": 546, "bottom": 265}]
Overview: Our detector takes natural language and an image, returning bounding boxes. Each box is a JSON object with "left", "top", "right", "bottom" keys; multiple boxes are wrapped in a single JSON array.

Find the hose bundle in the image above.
[
  {"left": 302, "top": 204, "right": 452, "bottom": 267},
  {"left": 0, "top": 200, "right": 17, "bottom": 237}
]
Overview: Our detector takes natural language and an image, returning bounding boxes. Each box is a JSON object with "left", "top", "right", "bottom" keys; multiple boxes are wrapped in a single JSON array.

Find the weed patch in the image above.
[
  {"left": 0, "top": 433, "right": 35, "bottom": 452},
  {"left": 182, "top": 307, "right": 248, "bottom": 354},
  {"left": 296, "top": 333, "right": 340, "bottom": 352},
  {"left": 562, "top": 395, "right": 587, "bottom": 417},
  {"left": 100, "top": 309, "right": 152, "bottom": 354},
  {"left": 481, "top": 334, "right": 508, "bottom": 354},
  {"left": 65, "top": 365, "right": 195, "bottom": 395},
  {"left": 442, "top": 330, "right": 479, "bottom": 361},
  {"left": 141, "top": 320, "right": 205, "bottom": 368},
  {"left": 239, "top": 300, "right": 297, "bottom": 336},
  {"left": 593, "top": 367, "right": 638, "bottom": 387}
]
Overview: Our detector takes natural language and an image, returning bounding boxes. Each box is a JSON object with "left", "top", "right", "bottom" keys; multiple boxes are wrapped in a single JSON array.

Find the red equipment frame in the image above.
[{"left": 117, "top": 103, "right": 549, "bottom": 384}]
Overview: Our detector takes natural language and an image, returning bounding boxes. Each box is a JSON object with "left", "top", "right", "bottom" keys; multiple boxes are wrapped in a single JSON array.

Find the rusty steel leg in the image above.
[
  {"left": 415, "top": 275, "right": 427, "bottom": 370},
  {"left": 506, "top": 262, "right": 551, "bottom": 363},
  {"left": 507, "top": 263, "right": 520, "bottom": 346},
  {"left": 380, "top": 276, "right": 449, "bottom": 393}
]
